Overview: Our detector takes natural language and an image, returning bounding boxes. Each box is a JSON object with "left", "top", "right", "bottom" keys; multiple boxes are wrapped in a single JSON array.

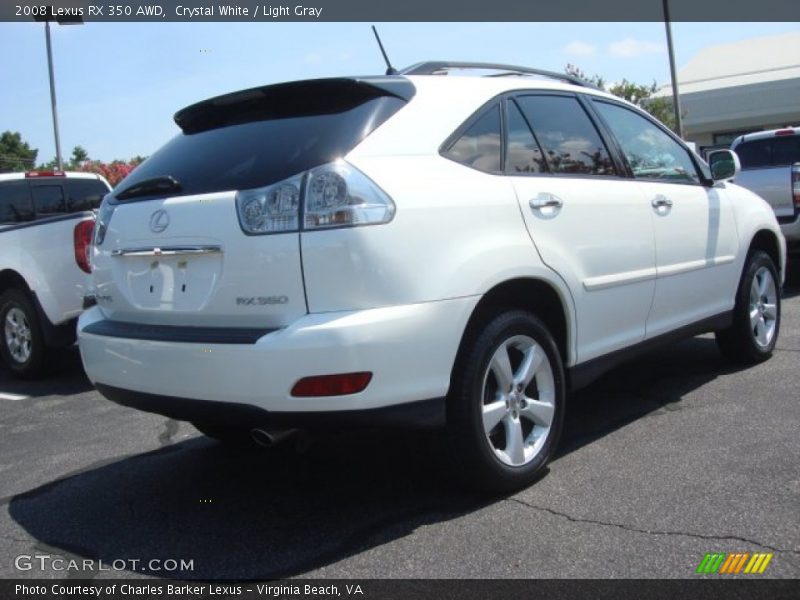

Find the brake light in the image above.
[
  {"left": 25, "top": 170, "right": 65, "bottom": 178},
  {"left": 74, "top": 219, "right": 94, "bottom": 274},
  {"left": 792, "top": 164, "right": 800, "bottom": 209},
  {"left": 774, "top": 129, "right": 796, "bottom": 137},
  {"left": 291, "top": 372, "right": 372, "bottom": 397},
  {"left": 235, "top": 161, "right": 395, "bottom": 235}
]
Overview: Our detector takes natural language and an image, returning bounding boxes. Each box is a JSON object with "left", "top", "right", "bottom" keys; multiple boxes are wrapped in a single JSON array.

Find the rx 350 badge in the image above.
[{"left": 236, "top": 296, "right": 289, "bottom": 306}]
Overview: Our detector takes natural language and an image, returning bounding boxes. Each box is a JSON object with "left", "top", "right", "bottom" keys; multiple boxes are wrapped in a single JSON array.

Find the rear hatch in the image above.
[{"left": 91, "top": 77, "right": 413, "bottom": 329}]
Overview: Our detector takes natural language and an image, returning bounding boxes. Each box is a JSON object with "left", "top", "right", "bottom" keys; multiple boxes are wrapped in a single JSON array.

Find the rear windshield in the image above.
[
  {"left": 65, "top": 178, "right": 110, "bottom": 211},
  {"left": 113, "top": 89, "right": 407, "bottom": 201},
  {"left": 736, "top": 135, "right": 800, "bottom": 169}
]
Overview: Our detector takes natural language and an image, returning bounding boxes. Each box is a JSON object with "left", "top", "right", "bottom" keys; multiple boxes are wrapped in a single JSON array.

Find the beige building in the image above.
[{"left": 656, "top": 32, "right": 800, "bottom": 153}]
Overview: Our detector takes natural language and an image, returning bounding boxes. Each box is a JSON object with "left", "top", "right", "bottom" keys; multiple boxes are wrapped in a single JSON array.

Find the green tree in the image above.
[
  {"left": 36, "top": 157, "right": 58, "bottom": 170},
  {"left": 68, "top": 145, "right": 89, "bottom": 168},
  {"left": 565, "top": 64, "right": 678, "bottom": 132},
  {"left": 0, "top": 131, "right": 38, "bottom": 172}
]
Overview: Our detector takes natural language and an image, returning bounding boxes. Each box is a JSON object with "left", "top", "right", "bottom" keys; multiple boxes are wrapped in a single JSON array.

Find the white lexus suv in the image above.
[{"left": 78, "top": 62, "right": 785, "bottom": 491}]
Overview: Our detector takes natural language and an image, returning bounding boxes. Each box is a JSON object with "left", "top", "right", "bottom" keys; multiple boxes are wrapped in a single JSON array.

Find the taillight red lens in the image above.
[
  {"left": 74, "top": 219, "right": 94, "bottom": 274},
  {"left": 291, "top": 372, "right": 372, "bottom": 397},
  {"left": 792, "top": 164, "right": 800, "bottom": 209},
  {"left": 25, "top": 170, "right": 65, "bottom": 178}
]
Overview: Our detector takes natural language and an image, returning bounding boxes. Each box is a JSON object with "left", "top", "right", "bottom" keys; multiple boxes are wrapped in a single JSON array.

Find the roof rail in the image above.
[{"left": 399, "top": 61, "right": 597, "bottom": 89}]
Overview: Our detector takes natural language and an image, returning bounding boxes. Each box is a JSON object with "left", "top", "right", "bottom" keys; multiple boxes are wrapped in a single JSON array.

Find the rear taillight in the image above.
[
  {"left": 291, "top": 372, "right": 372, "bottom": 397},
  {"left": 236, "top": 174, "right": 302, "bottom": 234},
  {"left": 74, "top": 219, "right": 94, "bottom": 274},
  {"left": 792, "top": 163, "right": 800, "bottom": 210},
  {"left": 235, "top": 161, "right": 395, "bottom": 235}
]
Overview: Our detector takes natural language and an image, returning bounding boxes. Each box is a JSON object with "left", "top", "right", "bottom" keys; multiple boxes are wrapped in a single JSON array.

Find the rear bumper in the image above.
[
  {"left": 78, "top": 296, "right": 478, "bottom": 421},
  {"left": 95, "top": 383, "right": 444, "bottom": 429}
]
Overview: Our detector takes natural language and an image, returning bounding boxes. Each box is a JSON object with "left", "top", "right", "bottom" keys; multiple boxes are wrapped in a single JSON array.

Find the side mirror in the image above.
[{"left": 707, "top": 149, "right": 740, "bottom": 182}]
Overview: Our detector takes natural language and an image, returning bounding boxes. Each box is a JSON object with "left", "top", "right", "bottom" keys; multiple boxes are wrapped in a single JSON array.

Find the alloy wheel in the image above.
[
  {"left": 4, "top": 307, "right": 32, "bottom": 364},
  {"left": 480, "top": 335, "right": 555, "bottom": 467}
]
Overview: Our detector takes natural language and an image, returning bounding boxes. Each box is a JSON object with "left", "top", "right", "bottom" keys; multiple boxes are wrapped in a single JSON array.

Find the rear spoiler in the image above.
[{"left": 174, "top": 76, "right": 416, "bottom": 134}]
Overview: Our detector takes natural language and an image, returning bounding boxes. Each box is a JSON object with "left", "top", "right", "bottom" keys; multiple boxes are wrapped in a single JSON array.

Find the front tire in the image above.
[
  {"left": 716, "top": 250, "right": 781, "bottom": 364},
  {"left": 0, "top": 289, "right": 47, "bottom": 379},
  {"left": 446, "top": 310, "right": 565, "bottom": 493}
]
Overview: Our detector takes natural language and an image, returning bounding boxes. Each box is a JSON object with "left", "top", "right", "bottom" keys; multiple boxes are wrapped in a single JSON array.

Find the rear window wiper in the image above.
[{"left": 116, "top": 176, "right": 182, "bottom": 201}]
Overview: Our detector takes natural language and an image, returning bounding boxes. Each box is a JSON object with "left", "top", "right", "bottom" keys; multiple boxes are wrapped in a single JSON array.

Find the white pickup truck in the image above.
[
  {"left": 730, "top": 127, "right": 800, "bottom": 253},
  {"left": 0, "top": 171, "right": 111, "bottom": 378}
]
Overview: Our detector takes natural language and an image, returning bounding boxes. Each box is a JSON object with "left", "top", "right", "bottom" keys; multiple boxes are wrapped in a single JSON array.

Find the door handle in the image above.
[
  {"left": 651, "top": 196, "right": 673, "bottom": 209},
  {"left": 530, "top": 194, "right": 564, "bottom": 210}
]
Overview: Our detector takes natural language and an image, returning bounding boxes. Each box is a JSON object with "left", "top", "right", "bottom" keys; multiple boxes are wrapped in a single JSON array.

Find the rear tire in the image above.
[
  {"left": 0, "top": 289, "right": 47, "bottom": 379},
  {"left": 716, "top": 250, "right": 781, "bottom": 364},
  {"left": 446, "top": 310, "right": 565, "bottom": 493}
]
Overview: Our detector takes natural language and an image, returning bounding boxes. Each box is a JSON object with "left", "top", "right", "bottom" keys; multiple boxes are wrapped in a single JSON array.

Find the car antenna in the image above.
[{"left": 371, "top": 26, "right": 398, "bottom": 75}]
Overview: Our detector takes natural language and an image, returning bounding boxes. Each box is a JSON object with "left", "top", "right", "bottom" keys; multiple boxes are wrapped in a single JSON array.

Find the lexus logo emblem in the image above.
[{"left": 149, "top": 209, "right": 170, "bottom": 233}]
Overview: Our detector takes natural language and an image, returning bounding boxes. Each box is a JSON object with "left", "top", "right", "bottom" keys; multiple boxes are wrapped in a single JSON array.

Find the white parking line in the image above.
[{"left": 0, "top": 392, "right": 29, "bottom": 401}]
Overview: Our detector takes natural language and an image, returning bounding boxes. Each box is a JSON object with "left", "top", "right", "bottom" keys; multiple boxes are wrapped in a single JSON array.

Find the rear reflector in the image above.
[
  {"left": 291, "top": 372, "right": 372, "bottom": 397},
  {"left": 26, "top": 170, "right": 65, "bottom": 177},
  {"left": 792, "top": 164, "right": 800, "bottom": 209},
  {"left": 74, "top": 219, "right": 94, "bottom": 274}
]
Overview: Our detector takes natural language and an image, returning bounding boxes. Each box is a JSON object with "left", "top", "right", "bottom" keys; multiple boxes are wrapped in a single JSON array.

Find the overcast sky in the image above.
[{"left": 1, "top": 21, "right": 798, "bottom": 163}]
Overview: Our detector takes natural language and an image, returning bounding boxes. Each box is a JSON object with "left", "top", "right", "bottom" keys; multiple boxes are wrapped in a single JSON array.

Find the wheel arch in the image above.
[
  {"left": 0, "top": 269, "right": 75, "bottom": 349},
  {"left": 451, "top": 277, "right": 574, "bottom": 387},
  {"left": 0, "top": 269, "right": 33, "bottom": 296},
  {"left": 748, "top": 229, "right": 782, "bottom": 272}
]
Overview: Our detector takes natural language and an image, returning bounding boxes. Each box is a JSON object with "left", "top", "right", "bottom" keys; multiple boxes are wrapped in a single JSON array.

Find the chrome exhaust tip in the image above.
[{"left": 250, "top": 428, "right": 298, "bottom": 447}]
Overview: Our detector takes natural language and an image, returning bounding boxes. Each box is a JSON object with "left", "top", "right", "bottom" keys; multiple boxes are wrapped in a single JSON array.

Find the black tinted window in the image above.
[
  {"left": 115, "top": 95, "right": 405, "bottom": 200},
  {"left": 516, "top": 95, "right": 616, "bottom": 176},
  {"left": 0, "top": 181, "right": 34, "bottom": 224},
  {"left": 736, "top": 136, "right": 800, "bottom": 168},
  {"left": 444, "top": 105, "right": 502, "bottom": 172},
  {"left": 506, "top": 100, "right": 546, "bottom": 174},
  {"left": 770, "top": 136, "right": 800, "bottom": 166},
  {"left": 65, "top": 179, "right": 109, "bottom": 212},
  {"left": 735, "top": 139, "right": 771, "bottom": 168},
  {"left": 593, "top": 100, "right": 700, "bottom": 184},
  {"left": 31, "top": 185, "right": 66, "bottom": 216}
]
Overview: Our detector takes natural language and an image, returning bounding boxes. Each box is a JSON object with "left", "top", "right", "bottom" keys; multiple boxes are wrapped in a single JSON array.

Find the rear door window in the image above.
[
  {"left": 0, "top": 180, "right": 34, "bottom": 224},
  {"left": 505, "top": 100, "right": 547, "bottom": 174},
  {"left": 65, "top": 178, "right": 109, "bottom": 212},
  {"left": 31, "top": 185, "right": 66, "bottom": 216},
  {"left": 516, "top": 95, "right": 617, "bottom": 176}
]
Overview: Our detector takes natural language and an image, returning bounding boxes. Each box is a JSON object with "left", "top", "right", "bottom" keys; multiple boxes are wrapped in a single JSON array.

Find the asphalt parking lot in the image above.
[{"left": 1, "top": 263, "right": 799, "bottom": 580}]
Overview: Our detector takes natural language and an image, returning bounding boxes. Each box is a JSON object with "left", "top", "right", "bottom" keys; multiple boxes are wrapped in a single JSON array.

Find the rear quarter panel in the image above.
[
  {"left": 301, "top": 154, "right": 578, "bottom": 363},
  {"left": 0, "top": 215, "right": 93, "bottom": 324}
]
